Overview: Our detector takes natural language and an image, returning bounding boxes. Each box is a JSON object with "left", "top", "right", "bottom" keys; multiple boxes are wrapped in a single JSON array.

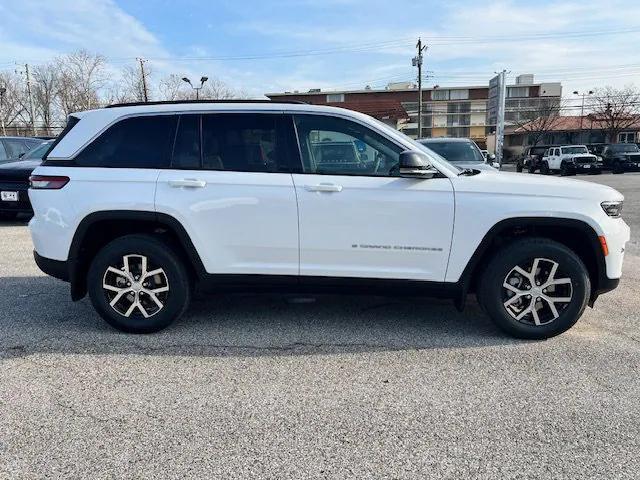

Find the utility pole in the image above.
[
  {"left": 24, "top": 64, "right": 37, "bottom": 135},
  {"left": 412, "top": 38, "right": 427, "bottom": 138},
  {"left": 573, "top": 90, "right": 593, "bottom": 143},
  {"left": 494, "top": 69, "right": 508, "bottom": 168},
  {"left": 137, "top": 58, "right": 149, "bottom": 102}
]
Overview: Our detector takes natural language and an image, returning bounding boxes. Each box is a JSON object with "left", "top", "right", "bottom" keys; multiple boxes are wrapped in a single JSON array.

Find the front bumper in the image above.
[{"left": 568, "top": 163, "right": 601, "bottom": 174}]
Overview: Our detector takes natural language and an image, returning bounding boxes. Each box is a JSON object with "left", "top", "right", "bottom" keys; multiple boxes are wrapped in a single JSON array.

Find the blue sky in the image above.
[{"left": 1, "top": 0, "right": 639, "bottom": 98}]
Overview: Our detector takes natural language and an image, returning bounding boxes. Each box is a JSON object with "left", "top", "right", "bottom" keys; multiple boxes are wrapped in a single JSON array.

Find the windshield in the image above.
[
  {"left": 610, "top": 144, "right": 640, "bottom": 153},
  {"left": 419, "top": 140, "right": 485, "bottom": 163},
  {"left": 22, "top": 141, "right": 52, "bottom": 160},
  {"left": 561, "top": 146, "right": 588, "bottom": 154}
]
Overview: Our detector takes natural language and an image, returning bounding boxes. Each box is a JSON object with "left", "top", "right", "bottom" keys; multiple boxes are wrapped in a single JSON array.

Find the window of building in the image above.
[
  {"left": 432, "top": 89, "right": 449, "bottom": 101},
  {"left": 326, "top": 93, "right": 345, "bottom": 103},
  {"left": 449, "top": 89, "right": 469, "bottom": 100},
  {"left": 618, "top": 132, "right": 637, "bottom": 143},
  {"left": 74, "top": 115, "right": 177, "bottom": 168},
  {"left": 201, "top": 114, "right": 289, "bottom": 172},
  {"left": 172, "top": 115, "right": 201, "bottom": 169},
  {"left": 507, "top": 86, "right": 530, "bottom": 98},
  {"left": 293, "top": 114, "right": 402, "bottom": 176}
]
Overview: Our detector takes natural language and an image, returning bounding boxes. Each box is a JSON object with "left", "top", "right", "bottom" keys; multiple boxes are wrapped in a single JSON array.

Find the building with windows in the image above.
[
  {"left": 505, "top": 114, "right": 640, "bottom": 158},
  {"left": 266, "top": 74, "right": 562, "bottom": 149}
]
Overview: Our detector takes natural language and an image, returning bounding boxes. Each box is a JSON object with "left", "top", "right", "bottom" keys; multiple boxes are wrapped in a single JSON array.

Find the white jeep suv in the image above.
[{"left": 29, "top": 101, "right": 630, "bottom": 339}]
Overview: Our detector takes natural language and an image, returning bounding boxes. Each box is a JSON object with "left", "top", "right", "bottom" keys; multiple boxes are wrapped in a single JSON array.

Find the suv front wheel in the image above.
[
  {"left": 87, "top": 234, "right": 191, "bottom": 333},
  {"left": 477, "top": 238, "right": 590, "bottom": 339}
]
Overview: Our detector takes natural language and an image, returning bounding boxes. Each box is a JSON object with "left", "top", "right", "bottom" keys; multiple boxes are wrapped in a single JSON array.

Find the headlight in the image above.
[{"left": 601, "top": 201, "right": 623, "bottom": 217}]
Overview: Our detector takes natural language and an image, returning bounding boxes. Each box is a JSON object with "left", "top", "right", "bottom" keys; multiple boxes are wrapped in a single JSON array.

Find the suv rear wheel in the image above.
[
  {"left": 477, "top": 238, "right": 590, "bottom": 339},
  {"left": 87, "top": 234, "right": 191, "bottom": 333}
]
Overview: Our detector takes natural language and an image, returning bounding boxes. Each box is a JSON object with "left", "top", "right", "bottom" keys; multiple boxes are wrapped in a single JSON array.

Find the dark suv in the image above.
[
  {"left": 600, "top": 144, "right": 640, "bottom": 173},
  {"left": 517, "top": 145, "right": 554, "bottom": 173}
]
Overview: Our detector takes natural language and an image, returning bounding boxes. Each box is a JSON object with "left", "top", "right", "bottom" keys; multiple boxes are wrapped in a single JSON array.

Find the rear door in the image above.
[
  {"left": 290, "top": 113, "right": 454, "bottom": 281},
  {"left": 155, "top": 113, "right": 300, "bottom": 276}
]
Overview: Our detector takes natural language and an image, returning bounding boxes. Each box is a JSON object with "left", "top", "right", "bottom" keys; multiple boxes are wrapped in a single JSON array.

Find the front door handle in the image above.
[
  {"left": 304, "top": 183, "right": 343, "bottom": 192},
  {"left": 168, "top": 179, "right": 207, "bottom": 188}
]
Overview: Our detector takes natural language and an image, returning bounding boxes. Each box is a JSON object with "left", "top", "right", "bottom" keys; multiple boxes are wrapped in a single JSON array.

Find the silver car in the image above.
[{"left": 418, "top": 137, "right": 498, "bottom": 171}]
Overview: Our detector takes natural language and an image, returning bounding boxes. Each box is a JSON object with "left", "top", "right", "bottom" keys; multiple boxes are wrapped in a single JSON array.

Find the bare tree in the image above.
[
  {"left": 105, "top": 64, "right": 151, "bottom": 104},
  {"left": 590, "top": 86, "right": 640, "bottom": 143},
  {"left": 157, "top": 74, "right": 188, "bottom": 101},
  {"left": 32, "top": 63, "right": 59, "bottom": 135},
  {"left": 509, "top": 98, "right": 565, "bottom": 146},
  {"left": 0, "top": 71, "right": 26, "bottom": 133},
  {"left": 55, "top": 50, "right": 107, "bottom": 116},
  {"left": 157, "top": 74, "right": 247, "bottom": 101}
]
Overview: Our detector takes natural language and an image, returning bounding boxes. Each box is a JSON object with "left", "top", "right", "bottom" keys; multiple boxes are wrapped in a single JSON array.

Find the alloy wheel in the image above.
[
  {"left": 502, "top": 257, "right": 573, "bottom": 326},
  {"left": 102, "top": 254, "right": 169, "bottom": 318}
]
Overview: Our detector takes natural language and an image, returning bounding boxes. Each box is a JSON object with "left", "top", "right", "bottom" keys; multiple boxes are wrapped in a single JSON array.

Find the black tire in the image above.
[
  {"left": 87, "top": 234, "right": 191, "bottom": 333},
  {"left": 477, "top": 238, "right": 590, "bottom": 339},
  {"left": 612, "top": 161, "right": 624, "bottom": 174},
  {"left": 516, "top": 165, "right": 523, "bottom": 173},
  {"left": 528, "top": 165, "right": 536, "bottom": 174},
  {"left": 560, "top": 163, "right": 569, "bottom": 176},
  {"left": 540, "top": 162, "right": 550, "bottom": 175}
]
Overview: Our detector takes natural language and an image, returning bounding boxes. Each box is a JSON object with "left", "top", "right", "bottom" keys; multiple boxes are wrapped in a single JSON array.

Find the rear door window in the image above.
[
  {"left": 201, "top": 113, "right": 292, "bottom": 172},
  {"left": 172, "top": 115, "right": 201, "bottom": 169},
  {"left": 74, "top": 115, "right": 177, "bottom": 168}
]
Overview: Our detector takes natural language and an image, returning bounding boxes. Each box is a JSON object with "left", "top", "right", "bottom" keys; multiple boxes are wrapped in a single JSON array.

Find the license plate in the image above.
[{"left": 1, "top": 191, "right": 18, "bottom": 202}]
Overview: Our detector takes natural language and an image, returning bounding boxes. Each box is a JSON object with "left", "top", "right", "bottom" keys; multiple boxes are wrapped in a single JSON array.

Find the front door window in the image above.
[{"left": 293, "top": 115, "right": 402, "bottom": 176}]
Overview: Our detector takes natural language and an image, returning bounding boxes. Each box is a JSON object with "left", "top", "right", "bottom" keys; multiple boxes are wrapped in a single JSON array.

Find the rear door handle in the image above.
[
  {"left": 304, "top": 183, "right": 343, "bottom": 192},
  {"left": 168, "top": 179, "right": 207, "bottom": 188}
]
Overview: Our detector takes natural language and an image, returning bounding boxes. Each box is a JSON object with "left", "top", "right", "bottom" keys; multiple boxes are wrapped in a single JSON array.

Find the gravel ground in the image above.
[{"left": 1, "top": 173, "right": 639, "bottom": 479}]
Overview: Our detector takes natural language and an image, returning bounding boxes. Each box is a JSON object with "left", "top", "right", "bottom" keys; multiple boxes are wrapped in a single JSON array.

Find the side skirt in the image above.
[{"left": 198, "top": 274, "right": 461, "bottom": 299}]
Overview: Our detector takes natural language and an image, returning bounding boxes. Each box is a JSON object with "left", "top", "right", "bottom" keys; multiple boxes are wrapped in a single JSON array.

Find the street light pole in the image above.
[
  {"left": 182, "top": 76, "right": 209, "bottom": 100},
  {"left": 573, "top": 90, "right": 593, "bottom": 143}
]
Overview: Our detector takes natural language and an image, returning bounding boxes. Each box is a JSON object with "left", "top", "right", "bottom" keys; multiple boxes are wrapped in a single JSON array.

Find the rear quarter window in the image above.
[{"left": 74, "top": 115, "right": 177, "bottom": 168}]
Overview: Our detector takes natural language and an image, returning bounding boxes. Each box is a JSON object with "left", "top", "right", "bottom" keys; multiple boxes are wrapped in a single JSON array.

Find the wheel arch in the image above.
[
  {"left": 68, "top": 210, "right": 206, "bottom": 300},
  {"left": 458, "top": 217, "right": 606, "bottom": 307}
]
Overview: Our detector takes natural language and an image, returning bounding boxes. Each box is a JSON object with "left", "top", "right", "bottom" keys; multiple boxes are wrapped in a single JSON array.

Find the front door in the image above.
[
  {"left": 155, "top": 113, "right": 300, "bottom": 276},
  {"left": 291, "top": 114, "right": 455, "bottom": 281}
]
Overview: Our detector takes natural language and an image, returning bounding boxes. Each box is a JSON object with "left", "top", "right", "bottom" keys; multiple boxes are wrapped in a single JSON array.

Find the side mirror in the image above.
[
  {"left": 398, "top": 151, "right": 438, "bottom": 179},
  {"left": 487, "top": 153, "right": 496, "bottom": 161},
  {"left": 492, "top": 162, "right": 500, "bottom": 169}
]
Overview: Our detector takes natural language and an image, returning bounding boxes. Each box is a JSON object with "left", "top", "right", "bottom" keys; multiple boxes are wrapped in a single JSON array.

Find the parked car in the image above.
[
  {"left": 0, "top": 140, "right": 52, "bottom": 219},
  {"left": 418, "top": 137, "right": 498, "bottom": 171},
  {"left": 600, "top": 143, "right": 640, "bottom": 173},
  {"left": 516, "top": 145, "right": 553, "bottom": 173},
  {"left": 30, "top": 101, "right": 629, "bottom": 339},
  {"left": 0, "top": 136, "right": 43, "bottom": 163},
  {"left": 539, "top": 145, "right": 602, "bottom": 175}
]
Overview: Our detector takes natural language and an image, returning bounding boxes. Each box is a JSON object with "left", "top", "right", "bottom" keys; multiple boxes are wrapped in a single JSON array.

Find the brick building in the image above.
[{"left": 266, "top": 74, "right": 561, "bottom": 149}]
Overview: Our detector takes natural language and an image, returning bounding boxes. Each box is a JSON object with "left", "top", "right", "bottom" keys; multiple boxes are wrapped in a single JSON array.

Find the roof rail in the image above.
[{"left": 105, "top": 99, "right": 307, "bottom": 108}]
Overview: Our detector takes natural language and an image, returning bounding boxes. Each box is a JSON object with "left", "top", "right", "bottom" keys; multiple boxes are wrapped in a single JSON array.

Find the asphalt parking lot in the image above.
[{"left": 1, "top": 172, "right": 639, "bottom": 479}]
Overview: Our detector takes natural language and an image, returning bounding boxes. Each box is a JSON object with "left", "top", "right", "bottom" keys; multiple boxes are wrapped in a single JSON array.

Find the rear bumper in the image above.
[
  {"left": 34, "top": 251, "right": 69, "bottom": 282},
  {"left": 0, "top": 182, "right": 32, "bottom": 213}
]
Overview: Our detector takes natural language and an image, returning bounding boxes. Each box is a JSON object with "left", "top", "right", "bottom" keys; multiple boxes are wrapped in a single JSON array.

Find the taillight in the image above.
[{"left": 29, "top": 175, "right": 70, "bottom": 190}]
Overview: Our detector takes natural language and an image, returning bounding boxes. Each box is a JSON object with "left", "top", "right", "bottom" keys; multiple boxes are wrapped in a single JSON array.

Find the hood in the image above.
[
  {"left": 0, "top": 159, "right": 41, "bottom": 181},
  {"left": 456, "top": 170, "right": 623, "bottom": 202},
  {"left": 452, "top": 161, "right": 497, "bottom": 171}
]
